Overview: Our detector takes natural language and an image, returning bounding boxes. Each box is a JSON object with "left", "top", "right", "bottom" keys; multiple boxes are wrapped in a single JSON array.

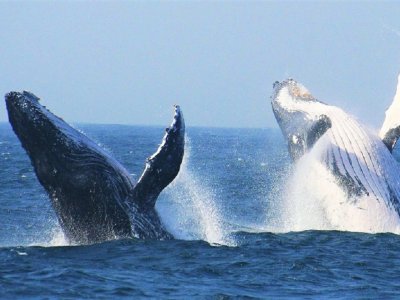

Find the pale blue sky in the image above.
[{"left": 1, "top": 1, "right": 400, "bottom": 128}]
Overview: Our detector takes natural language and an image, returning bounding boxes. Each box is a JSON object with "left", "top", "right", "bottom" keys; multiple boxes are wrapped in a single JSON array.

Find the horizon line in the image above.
[{"left": 0, "top": 121, "right": 278, "bottom": 131}]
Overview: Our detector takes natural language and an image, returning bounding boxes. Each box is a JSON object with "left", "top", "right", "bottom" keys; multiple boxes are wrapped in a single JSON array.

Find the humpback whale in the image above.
[
  {"left": 271, "top": 77, "right": 400, "bottom": 231},
  {"left": 6, "top": 91, "right": 185, "bottom": 244}
]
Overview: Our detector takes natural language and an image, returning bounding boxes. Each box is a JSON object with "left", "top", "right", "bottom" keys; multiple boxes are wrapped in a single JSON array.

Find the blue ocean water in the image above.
[{"left": 1, "top": 123, "right": 400, "bottom": 299}]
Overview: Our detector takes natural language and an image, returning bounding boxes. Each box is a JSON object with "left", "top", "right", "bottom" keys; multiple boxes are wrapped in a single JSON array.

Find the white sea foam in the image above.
[
  {"left": 159, "top": 137, "right": 235, "bottom": 246},
  {"left": 26, "top": 222, "right": 69, "bottom": 248},
  {"left": 47, "top": 227, "right": 69, "bottom": 247}
]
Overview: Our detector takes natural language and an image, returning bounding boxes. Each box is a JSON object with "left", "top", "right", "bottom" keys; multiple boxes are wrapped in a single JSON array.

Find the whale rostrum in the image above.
[{"left": 6, "top": 91, "right": 185, "bottom": 244}]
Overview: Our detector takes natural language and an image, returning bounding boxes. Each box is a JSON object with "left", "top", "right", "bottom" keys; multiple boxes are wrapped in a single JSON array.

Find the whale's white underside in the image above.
[{"left": 273, "top": 80, "right": 400, "bottom": 233}]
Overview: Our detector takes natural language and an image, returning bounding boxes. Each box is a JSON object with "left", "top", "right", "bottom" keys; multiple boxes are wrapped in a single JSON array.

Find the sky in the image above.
[{"left": 1, "top": 1, "right": 400, "bottom": 129}]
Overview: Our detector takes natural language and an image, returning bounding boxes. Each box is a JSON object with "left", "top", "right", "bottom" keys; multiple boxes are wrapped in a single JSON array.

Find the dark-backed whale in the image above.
[
  {"left": 271, "top": 78, "right": 400, "bottom": 232},
  {"left": 6, "top": 91, "right": 184, "bottom": 244}
]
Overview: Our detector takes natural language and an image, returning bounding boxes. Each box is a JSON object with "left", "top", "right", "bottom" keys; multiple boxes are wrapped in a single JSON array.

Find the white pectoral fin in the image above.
[{"left": 380, "top": 74, "right": 400, "bottom": 152}]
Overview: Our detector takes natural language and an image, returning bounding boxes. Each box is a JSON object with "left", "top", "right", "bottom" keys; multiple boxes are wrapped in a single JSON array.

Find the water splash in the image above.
[
  {"left": 269, "top": 141, "right": 400, "bottom": 234},
  {"left": 159, "top": 137, "right": 235, "bottom": 246},
  {"left": 26, "top": 220, "right": 69, "bottom": 247},
  {"left": 47, "top": 227, "right": 69, "bottom": 247}
]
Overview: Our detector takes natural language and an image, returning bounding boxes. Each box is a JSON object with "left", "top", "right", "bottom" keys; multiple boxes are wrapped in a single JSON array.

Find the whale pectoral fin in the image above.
[
  {"left": 288, "top": 115, "right": 332, "bottom": 161},
  {"left": 306, "top": 114, "right": 332, "bottom": 149},
  {"left": 381, "top": 126, "right": 400, "bottom": 153},
  {"left": 132, "top": 105, "right": 185, "bottom": 210}
]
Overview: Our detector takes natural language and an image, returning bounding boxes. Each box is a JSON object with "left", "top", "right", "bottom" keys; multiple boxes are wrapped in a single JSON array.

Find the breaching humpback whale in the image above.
[
  {"left": 6, "top": 91, "right": 184, "bottom": 244},
  {"left": 271, "top": 77, "right": 400, "bottom": 231}
]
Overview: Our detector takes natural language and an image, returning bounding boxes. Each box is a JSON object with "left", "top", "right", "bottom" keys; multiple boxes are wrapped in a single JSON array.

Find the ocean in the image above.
[{"left": 1, "top": 123, "right": 400, "bottom": 299}]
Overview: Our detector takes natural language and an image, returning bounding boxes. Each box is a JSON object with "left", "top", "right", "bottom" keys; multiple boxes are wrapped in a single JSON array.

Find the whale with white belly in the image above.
[{"left": 271, "top": 77, "right": 400, "bottom": 232}]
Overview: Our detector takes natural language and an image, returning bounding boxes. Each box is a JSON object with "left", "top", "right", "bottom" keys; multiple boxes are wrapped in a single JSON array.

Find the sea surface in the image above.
[{"left": 1, "top": 122, "right": 400, "bottom": 299}]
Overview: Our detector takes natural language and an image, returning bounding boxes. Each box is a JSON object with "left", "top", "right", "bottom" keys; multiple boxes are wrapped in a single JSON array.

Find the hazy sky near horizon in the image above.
[{"left": 1, "top": 1, "right": 400, "bottom": 129}]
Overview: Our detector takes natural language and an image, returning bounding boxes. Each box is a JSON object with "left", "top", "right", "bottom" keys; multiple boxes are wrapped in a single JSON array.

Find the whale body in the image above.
[
  {"left": 271, "top": 78, "right": 400, "bottom": 232},
  {"left": 6, "top": 91, "right": 185, "bottom": 244}
]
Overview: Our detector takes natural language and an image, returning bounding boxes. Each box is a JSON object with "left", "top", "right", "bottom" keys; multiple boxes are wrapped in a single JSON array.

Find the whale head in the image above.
[
  {"left": 6, "top": 91, "right": 47, "bottom": 143},
  {"left": 6, "top": 91, "right": 74, "bottom": 158},
  {"left": 271, "top": 79, "right": 332, "bottom": 160},
  {"left": 5, "top": 91, "right": 98, "bottom": 182}
]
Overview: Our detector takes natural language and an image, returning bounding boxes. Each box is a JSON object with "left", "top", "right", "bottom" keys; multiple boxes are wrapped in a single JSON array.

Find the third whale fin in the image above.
[
  {"left": 380, "top": 73, "right": 400, "bottom": 152},
  {"left": 132, "top": 105, "right": 185, "bottom": 211}
]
